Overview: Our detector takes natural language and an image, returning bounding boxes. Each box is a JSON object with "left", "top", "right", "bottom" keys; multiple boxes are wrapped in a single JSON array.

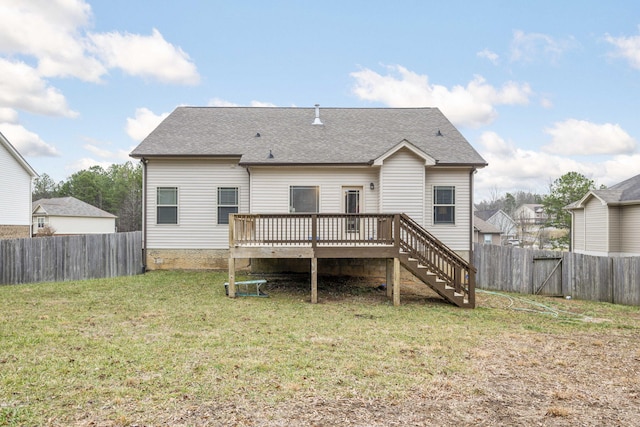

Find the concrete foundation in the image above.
[
  {"left": 0, "top": 225, "right": 30, "bottom": 239},
  {"left": 145, "top": 249, "right": 249, "bottom": 270}
]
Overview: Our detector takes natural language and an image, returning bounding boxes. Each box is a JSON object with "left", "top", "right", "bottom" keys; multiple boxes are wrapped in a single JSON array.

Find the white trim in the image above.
[{"left": 373, "top": 139, "right": 436, "bottom": 166}]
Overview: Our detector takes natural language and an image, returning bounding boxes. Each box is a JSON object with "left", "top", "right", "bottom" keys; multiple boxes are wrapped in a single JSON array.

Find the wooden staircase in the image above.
[{"left": 397, "top": 214, "right": 475, "bottom": 308}]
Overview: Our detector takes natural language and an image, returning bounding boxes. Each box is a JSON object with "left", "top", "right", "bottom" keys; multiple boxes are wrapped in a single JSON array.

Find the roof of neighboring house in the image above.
[
  {"left": 32, "top": 197, "right": 117, "bottom": 218},
  {"left": 474, "top": 209, "right": 515, "bottom": 222},
  {"left": 1, "top": 131, "right": 38, "bottom": 177},
  {"left": 130, "top": 106, "right": 487, "bottom": 167},
  {"left": 474, "top": 216, "right": 502, "bottom": 234},
  {"left": 567, "top": 173, "right": 640, "bottom": 209}
]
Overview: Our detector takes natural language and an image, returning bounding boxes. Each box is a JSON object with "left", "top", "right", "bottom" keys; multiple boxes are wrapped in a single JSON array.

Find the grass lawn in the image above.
[{"left": 1, "top": 271, "right": 639, "bottom": 426}]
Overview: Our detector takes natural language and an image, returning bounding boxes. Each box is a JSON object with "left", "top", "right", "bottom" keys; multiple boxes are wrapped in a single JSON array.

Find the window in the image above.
[
  {"left": 218, "top": 187, "right": 238, "bottom": 225},
  {"left": 37, "top": 217, "right": 46, "bottom": 228},
  {"left": 483, "top": 234, "right": 492, "bottom": 244},
  {"left": 290, "top": 186, "right": 319, "bottom": 213},
  {"left": 434, "top": 186, "right": 455, "bottom": 224},
  {"left": 157, "top": 187, "right": 178, "bottom": 224}
]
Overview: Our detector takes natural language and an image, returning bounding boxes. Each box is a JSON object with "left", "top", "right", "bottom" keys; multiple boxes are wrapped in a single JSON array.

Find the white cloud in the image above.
[
  {"left": 474, "top": 131, "right": 640, "bottom": 201},
  {"left": 208, "top": 98, "right": 277, "bottom": 107},
  {"left": 350, "top": 65, "right": 532, "bottom": 128},
  {"left": 0, "top": 0, "right": 105, "bottom": 82},
  {"left": 510, "top": 30, "right": 578, "bottom": 63},
  {"left": 125, "top": 107, "right": 170, "bottom": 141},
  {"left": 543, "top": 119, "right": 636, "bottom": 156},
  {"left": 65, "top": 157, "right": 114, "bottom": 175},
  {"left": 82, "top": 140, "right": 135, "bottom": 162},
  {"left": 0, "top": 58, "right": 77, "bottom": 117},
  {"left": 605, "top": 27, "right": 640, "bottom": 69},
  {"left": 0, "top": 122, "right": 59, "bottom": 156},
  {"left": 89, "top": 29, "right": 200, "bottom": 85},
  {"left": 0, "top": 107, "right": 18, "bottom": 123},
  {"left": 475, "top": 131, "right": 596, "bottom": 199},
  {"left": 477, "top": 48, "right": 499, "bottom": 65},
  {"left": 249, "top": 100, "right": 277, "bottom": 107}
]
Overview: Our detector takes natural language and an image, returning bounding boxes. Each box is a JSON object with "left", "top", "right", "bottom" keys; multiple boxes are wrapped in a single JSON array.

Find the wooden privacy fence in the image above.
[
  {"left": 473, "top": 243, "right": 640, "bottom": 306},
  {"left": 0, "top": 231, "right": 143, "bottom": 285}
]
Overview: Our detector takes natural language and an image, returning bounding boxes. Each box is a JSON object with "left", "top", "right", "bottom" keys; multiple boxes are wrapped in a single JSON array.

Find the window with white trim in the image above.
[
  {"left": 157, "top": 187, "right": 178, "bottom": 224},
  {"left": 483, "top": 234, "right": 492, "bottom": 244},
  {"left": 433, "top": 186, "right": 455, "bottom": 224},
  {"left": 37, "top": 217, "right": 46, "bottom": 228},
  {"left": 217, "top": 187, "right": 238, "bottom": 225},
  {"left": 290, "top": 186, "right": 319, "bottom": 213}
]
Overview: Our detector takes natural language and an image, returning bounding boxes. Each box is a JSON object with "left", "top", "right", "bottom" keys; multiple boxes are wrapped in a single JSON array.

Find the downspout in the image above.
[
  {"left": 469, "top": 168, "right": 476, "bottom": 261},
  {"left": 141, "top": 158, "right": 148, "bottom": 272},
  {"left": 245, "top": 166, "right": 251, "bottom": 212}
]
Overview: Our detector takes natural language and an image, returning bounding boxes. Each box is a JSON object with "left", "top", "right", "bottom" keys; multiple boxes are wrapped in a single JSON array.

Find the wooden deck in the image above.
[{"left": 228, "top": 213, "right": 475, "bottom": 308}]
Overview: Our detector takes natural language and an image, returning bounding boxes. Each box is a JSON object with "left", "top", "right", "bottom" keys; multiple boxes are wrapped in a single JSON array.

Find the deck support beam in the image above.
[
  {"left": 228, "top": 257, "right": 236, "bottom": 298},
  {"left": 393, "top": 257, "right": 400, "bottom": 306},
  {"left": 386, "top": 258, "right": 393, "bottom": 298},
  {"left": 311, "top": 257, "right": 318, "bottom": 303}
]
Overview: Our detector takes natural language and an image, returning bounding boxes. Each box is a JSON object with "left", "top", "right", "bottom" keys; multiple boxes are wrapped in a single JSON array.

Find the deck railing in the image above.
[
  {"left": 231, "top": 213, "right": 396, "bottom": 247},
  {"left": 230, "top": 213, "right": 474, "bottom": 302}
]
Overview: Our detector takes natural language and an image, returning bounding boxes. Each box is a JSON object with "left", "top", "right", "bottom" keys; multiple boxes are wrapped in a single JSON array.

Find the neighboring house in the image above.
[
  {"left": 474, "top": 209, "right": 517, "bottom": 243},
  {"left": 474, "top": 215, "right": 502, "bottom": 245},
  {"left": 32, "top": 197, "right": 117, "bottom": 236},
  {"left": 514, "top": 204, "right": 547, "bottom": 226},
  {"left": 130, "top": 106, "right": 487, "bottom": 271},
  {"left": 0, "top": 131, "right": 38, "bottom": 239},
  {"left": 566, "top": 173, "right": 640, "bottom": 256}
]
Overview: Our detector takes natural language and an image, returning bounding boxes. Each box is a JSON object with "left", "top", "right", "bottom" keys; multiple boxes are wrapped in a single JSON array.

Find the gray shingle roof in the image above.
[
  {"left": 474, "top": 215, "right": 502, "bottom": 233},
  {"left": 130, "top": 106, "right": 487, "bottom": 166},
  {"left": 592, "top": 173, "right": 640, "bottom": 204},
  {"left": 32, "top": 197, "right": 116, "bottom": 218}
]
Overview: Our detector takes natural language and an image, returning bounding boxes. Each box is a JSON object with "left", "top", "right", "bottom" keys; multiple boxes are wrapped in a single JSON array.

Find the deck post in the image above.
[
  {"left": 386, "top": 258, "right": 393, "bottom": 298},
  {"left": 228, "top": 214, "right": 236, "bottom": 298},
  {"left": 228, "top": 257, "right": 236, "bottom": 298},
  {"left": 311, "top": 257, "right": 318, "bottom": 303},
  {"left": 393, "top": 257, "right": 400, "bottom": 306}
]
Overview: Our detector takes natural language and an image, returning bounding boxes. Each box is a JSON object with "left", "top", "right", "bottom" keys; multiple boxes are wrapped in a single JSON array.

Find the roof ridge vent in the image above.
[{"left": 312, "top": 104, "right": 323, "bottom": 125}]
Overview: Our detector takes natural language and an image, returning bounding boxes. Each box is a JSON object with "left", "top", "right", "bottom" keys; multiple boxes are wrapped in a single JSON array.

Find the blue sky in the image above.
[{"left": 2, "top": 0, "right": 640, "bottom": 201}]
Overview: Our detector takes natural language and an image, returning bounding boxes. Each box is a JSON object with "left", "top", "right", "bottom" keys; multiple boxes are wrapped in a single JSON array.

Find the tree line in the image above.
[{"left": 32, "top": 161, "right": 142, "bottom": 232}]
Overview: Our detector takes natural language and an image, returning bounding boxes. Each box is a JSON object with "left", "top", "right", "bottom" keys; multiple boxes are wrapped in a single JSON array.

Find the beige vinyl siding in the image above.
[
  {"left": 608, "top": 206, "right": 621, "bottom": 253},
  {"left": 146, "top": 159, "right": 249, "bottom": 249},
  {"left": 42, "top": 216, "right": 115, "bottom": 234},
  {"left": 572, "top": 210, "right": 585, "bottom": 251},
  {"left": 0, "top": 142, "right": 33, "bottom": 226},
  {"left": 379, "top": 148, "right": 424, "bottom": 224},
  {"left": 425, "top": 168, "right": 471, "bottom": 251},
  {"left": 583, "top": 197, "right": 608, "bottom": 254},
  {"left": 620, "top": 204, "right": 640, "bottom": 254},
  {"left": 249, "top": 167, "right": 378, "bottom": 214}
]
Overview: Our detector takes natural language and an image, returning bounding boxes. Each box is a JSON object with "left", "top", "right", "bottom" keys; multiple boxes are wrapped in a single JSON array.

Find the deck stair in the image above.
[{"left": 396, "top": 214, "right": 475, "bottom": 308}]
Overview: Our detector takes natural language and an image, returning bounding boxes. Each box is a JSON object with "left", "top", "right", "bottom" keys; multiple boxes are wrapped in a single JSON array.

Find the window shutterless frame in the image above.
[
  {"left": 289, "top": 186, "right": 319, "bottom": 213},
  {"left": 433, "top": 186, "right": 455, "bottom": 224},
  {"left": 157, "top": 187, "right": 178, "bottom": 224},
  {"left": 217, "top": 187, "right": 238, "bottom": 225}
]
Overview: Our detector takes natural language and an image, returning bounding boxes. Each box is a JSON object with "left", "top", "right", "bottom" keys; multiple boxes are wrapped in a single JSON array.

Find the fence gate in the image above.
[{"left": 532, "top": 256, "right": 563, "bottom": 296}]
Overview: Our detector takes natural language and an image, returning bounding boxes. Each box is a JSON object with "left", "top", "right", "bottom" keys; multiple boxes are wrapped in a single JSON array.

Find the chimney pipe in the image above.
[{"left": 312, "top": 104, "right": 323, "bottom": 125}]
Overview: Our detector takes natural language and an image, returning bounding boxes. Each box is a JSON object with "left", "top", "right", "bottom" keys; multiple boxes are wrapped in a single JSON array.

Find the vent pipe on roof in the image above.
[{"left": 312, "top": 104, "right": 323, "bottom": 125}]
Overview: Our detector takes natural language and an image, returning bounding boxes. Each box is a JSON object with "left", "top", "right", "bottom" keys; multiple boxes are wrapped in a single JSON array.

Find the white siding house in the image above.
[
  {"left": 131, "top": 106, "right": 487, "bottom": 270},
  {"left": 0, "top": 132, "right": 38, "bottom": 239},
  {"left": 567, "top": 173, "right": 640, "bottom": 256},
  {"left": 32, "top": 197, "right": 116, "bottom": 236}
]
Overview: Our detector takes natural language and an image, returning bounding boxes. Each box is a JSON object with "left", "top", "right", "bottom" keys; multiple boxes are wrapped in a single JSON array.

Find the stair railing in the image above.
[{"left": 397, "top": 214, "right": 475, "bottom": 305}]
